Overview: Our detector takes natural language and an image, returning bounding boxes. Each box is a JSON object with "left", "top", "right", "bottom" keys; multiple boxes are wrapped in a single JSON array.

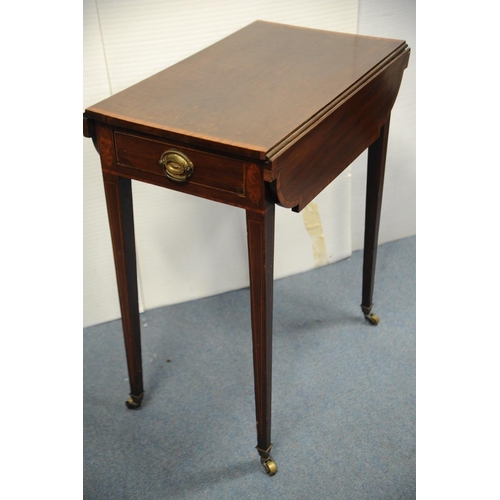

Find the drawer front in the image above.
[{"left": 114, "top": 132, "right": 245, "bottom": 196}]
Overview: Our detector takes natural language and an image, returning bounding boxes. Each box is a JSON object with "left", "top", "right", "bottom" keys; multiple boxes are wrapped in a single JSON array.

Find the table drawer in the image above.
[{"left": 114, "top": 132, "right": 245, "bottom": 196}]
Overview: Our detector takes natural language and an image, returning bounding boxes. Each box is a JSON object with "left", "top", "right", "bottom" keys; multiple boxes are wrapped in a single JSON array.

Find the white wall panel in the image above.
[
  {"left": 85, "top": 0, "right": 415, "bottom": 327},
  {"left": 83, "top": 0, "right": 125, "bottom": 326},
  {"left": 351, "top": 0, "right": 416, "bottom": 249}
]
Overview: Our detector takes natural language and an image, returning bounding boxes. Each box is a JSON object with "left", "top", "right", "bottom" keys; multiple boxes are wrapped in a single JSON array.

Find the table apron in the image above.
[{"left": 94, "top": 123, "right": 268, "bottom": 212}]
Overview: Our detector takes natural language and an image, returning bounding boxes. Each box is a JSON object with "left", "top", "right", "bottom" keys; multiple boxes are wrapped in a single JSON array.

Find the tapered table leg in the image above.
[
  {"left": 102, "top": 172, "right": 144, "bottom": 408},
  {"left": 246, "top": 202, "right": 277, "bottom": 475},
  {"left": 361, "top": 116, "right": 391, "bottom": 326}
]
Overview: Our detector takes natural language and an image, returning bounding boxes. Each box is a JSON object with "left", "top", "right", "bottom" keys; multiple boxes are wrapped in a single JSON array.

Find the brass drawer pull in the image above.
[{"left": 159, "top": 150, "right": 194, "bottom": 182}]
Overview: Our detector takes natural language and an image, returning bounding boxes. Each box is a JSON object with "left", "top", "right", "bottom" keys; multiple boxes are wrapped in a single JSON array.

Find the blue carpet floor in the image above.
[{"left": 83, "top": 236, "right": 415, "bottom": 499}]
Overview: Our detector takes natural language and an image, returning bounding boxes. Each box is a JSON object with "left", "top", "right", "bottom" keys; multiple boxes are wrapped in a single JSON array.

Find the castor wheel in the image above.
[
  {"left": 256, "top": 444, "right": 277, "bottom": 476},
  {"left": 125, "top": 392, "right": 144, "bottom": 409},
  {"left": 261, "top": 457, "right": 278, "bottom": 476},
  {"left": 365, "top": 313, "right": 380, "bottom": 326},
  {"left": 361, "top": 304, "right": 379, "bottom": 326},
  {"left": 125, "top": 397, "right": 140, "bottom": 409}
]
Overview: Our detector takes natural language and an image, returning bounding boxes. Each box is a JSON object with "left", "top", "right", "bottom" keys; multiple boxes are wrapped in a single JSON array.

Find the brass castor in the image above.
[
  {"left": 361, "top": 304, "right": 379, "bottom": 326},
  {"left": 256, "top": 444, "right": 277, "bottom": 476},
  {"left": 261, "top": 457, "right": 278, "bottom": 476},
  {"left": 125, "top": 391, "right": 144, "bottom": 409},
  {"left": 365, "top": 313, "right": 380, "bottom": 326}
]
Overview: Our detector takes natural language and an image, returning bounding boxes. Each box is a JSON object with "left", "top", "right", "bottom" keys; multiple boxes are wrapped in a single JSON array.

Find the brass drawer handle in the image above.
[{"left": 159, "top": 150, "right": 194, "bottom": 182}]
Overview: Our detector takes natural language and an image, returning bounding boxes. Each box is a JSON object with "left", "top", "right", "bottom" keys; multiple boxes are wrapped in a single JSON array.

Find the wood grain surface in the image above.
[{"left": 85, "top": 21, "right": 406, "bottom": 160}]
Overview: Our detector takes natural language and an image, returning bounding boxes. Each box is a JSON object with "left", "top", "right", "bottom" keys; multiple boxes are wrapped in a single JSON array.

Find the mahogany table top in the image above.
[{"left": 85, "top": 21, "right": 407, "bottom": 160}]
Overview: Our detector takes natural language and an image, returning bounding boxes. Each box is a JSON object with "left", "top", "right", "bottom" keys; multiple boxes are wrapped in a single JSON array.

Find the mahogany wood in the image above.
[
  {"left": 83, "top": 20, "right": 410, "bottom": 473},
  {"left": 84, "top": 21, "right": 407, "bottom": 161},
  {"left": 362, "top": 118, "right": 391, "bottom": 312},
  {"left": 246, "top": 202, "right": 275, "bottom": 454},
  {"left": 97, "top": 123, "right": 144, "bottom": 401},
  {"left": 114, "top": 132, "right": 246, "bottom": 196},
  {"left": 269, "top": 51, "right": 408, "bottom": 211}
]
